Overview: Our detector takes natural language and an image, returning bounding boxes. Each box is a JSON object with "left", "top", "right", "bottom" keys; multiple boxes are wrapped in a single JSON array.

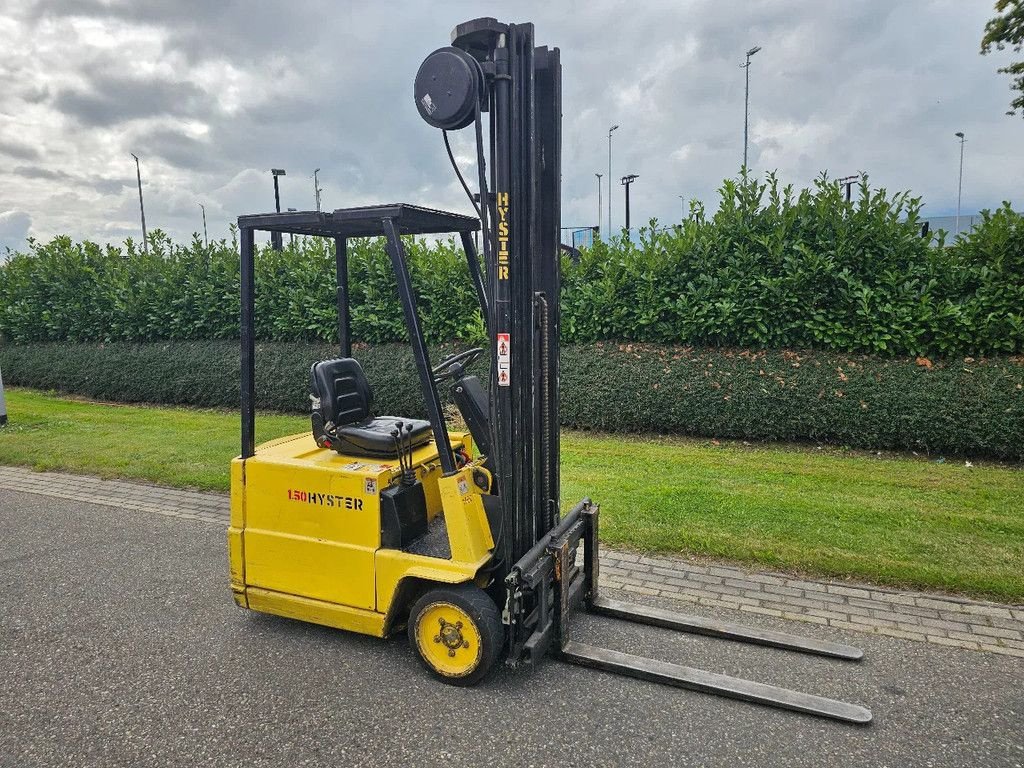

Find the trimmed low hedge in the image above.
[
  {"left": 562, "top": 345, "right": 1024, "bottom": 459},
  {"left": 2, "top": 341, "right": 1021, "bottom": 460}
]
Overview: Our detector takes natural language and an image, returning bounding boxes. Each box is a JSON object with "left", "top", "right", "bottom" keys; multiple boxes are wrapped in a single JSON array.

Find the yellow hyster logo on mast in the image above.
[{"left": 496, "top": 191, "right": 509, "bottom": 281}]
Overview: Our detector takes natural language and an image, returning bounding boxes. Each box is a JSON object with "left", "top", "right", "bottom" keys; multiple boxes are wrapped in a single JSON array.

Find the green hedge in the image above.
[
  {"left": 2, "top": 341, "right": 1021, "bottom": 459},
  {"left": 0, "top": 233, "right": 483, "bottom": 347},
  {"left": 565, "top": 182, "right": 1024, "bottom": 357},
  {"left": 1, "top": 175, "right": 1021, "bottom": 357}
]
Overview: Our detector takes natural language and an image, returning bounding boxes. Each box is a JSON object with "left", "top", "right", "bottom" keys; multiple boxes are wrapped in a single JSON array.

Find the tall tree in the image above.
[{"left": 981, "top": 0, "right": 1024, "bottom": 116}]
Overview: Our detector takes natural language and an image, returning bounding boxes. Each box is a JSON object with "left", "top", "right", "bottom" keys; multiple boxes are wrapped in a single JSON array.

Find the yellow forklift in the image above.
[{"left": 229, "top": 17, "right": 871, "bottom": 723}]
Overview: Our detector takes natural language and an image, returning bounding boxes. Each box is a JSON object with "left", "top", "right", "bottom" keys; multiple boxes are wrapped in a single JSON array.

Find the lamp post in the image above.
[
  {"left": 837, "top": 174, "right": 858, "bottom": 203},
  {"left": 954, "top": 132, "right": 966, "bottom": 236},
  {"left": 287, "top": 207, "right": 298, "bottom": 245},
  {"left": 314, "top": 168, "right": 323, "bottom": 212},
  {"left": 678, "top": 194, "right": 685, "bottom": 222},
  {"left": 741, "top": 45, "right": 761, "bottom": 172},
  {"left": 271, "top": 168, "right": 286, "bottom": 251},
  {"left": 621, "top": 174, "right": 638, "bottom": 230},
  {"left": 198, "top": 203, "right": 208, "bottom": 246},
  {"left": 130, "top": 153, "right": 149, "bottom": 254},
  {"left": 595, "top": 173, "right": 603, "bottom": 236},
  {"left": 608, "top": 124, "right": 619, "bottom": 233},
  {"left": 271, "top": 168, "right": 286, "bottom": 211}
]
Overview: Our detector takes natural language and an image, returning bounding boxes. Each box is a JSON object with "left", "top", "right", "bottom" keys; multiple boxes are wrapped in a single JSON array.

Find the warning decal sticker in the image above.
[{"left": 496, "top": 333, "right": 511, "bottom": 387}]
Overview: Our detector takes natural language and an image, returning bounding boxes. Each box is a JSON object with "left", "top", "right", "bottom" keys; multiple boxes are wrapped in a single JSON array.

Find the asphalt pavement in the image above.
[{"left": 1, "top": 488, "right": 1021, "bottom": 767}]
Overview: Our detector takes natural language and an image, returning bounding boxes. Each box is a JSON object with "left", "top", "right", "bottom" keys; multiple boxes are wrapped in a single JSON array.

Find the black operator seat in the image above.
[{"left": 309, "top": 358, "right": 432, "bottom": 458}]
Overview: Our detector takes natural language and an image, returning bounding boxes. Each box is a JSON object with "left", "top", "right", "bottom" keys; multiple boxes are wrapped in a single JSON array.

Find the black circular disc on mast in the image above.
[{"left": 414, "top": 46, "right": 482, "bottom": 130}]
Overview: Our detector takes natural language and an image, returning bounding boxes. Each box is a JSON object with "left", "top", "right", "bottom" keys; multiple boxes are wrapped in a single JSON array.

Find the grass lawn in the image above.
[{"left": 1, "top": 387, "right": 1022, "bottom": 602}]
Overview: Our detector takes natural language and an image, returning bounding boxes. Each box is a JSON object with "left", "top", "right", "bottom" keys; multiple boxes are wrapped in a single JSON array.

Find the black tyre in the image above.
[{"left": 407, "top": 583, "right": 504, "bottom": 686}]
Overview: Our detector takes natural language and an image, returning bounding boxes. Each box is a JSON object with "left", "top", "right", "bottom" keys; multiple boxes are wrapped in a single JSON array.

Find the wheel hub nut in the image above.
[{"left": 434, "top": 617, "right": 467, "bottom": 652}]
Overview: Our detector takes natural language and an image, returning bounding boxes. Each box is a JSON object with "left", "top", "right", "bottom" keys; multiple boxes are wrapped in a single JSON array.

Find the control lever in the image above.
[
  {"left": 401, "top": 422, "right": 416, "bottom": 485},
  {"left": 391, "top": 423, "right": 407, "bottom": 479},
  {"left": 391, "top": 421, "right": 417, "bottom": 486}
]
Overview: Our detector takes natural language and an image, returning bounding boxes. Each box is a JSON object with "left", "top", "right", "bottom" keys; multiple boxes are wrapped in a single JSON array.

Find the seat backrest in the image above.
[{"left": 310, "top": 358, "right": 374, "bottom": 427}]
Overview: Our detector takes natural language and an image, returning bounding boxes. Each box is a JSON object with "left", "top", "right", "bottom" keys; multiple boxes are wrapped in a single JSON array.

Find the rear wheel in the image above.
[{"left": 408, "top": 583, "right": 503, "bottom": 686}]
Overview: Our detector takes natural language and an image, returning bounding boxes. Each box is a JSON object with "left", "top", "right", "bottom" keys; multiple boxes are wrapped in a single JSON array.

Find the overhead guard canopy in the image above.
[{"left": 238, "top": 203, "right": 480, "bottom": 239}]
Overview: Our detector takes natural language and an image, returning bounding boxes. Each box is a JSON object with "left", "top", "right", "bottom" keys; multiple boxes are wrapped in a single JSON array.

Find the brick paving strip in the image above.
[{"left": 2, "top": 464, "right": 1022, "bottom": 659}]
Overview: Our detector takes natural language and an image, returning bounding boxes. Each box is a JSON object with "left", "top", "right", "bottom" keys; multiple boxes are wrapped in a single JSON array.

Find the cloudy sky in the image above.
[{"left": 0, "top": 0, "right": 1020, "bottom": 253}]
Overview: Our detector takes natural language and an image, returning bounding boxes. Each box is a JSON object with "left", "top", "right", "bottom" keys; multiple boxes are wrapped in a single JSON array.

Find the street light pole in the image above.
[
  {"left": 314, "top": 168, "right": 322, "bottom": 212},
  {"left": 954, "top": 132, "right": 966, "bottom": 236},
  {"left": 198, "top": 203, "right": 208, "bottom": 246},
  {"left": 837, "top": 174, "right": 858, "bottom": 203},
  {"left": 595, "top": 173, "right": 603, "bottom": 236},
  {"left": 741, "top": 46, "right": 761, "bottom": 172},
  {"left": 272, "top": 169, "right": 284, "bottom": 212},
  {"left": 287, "top": 208, "right": 298, "bottom": 245},
  {"left": 130, "top": 153, "right": 149, "bottom": 254},
  {"left": 621, "top": 174, "right": 638, "bottom": 230},
  {"left": 608, "top": 124, "right": 619, "bottom": 233},
  {"left": 678, "top": 194, "right": 685, "bottom": 222},
  {"left": 271, "top": 168, "right": 286, "bottom": 251}
]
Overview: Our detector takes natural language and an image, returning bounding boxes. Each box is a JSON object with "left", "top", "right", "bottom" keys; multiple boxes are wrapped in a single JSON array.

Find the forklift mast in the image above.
[
  {"left": 412, "top": 20, "right": 872, "bottom": 723},
  {"left": 417, "top": 18, "right": 563, "bottom": 580}
]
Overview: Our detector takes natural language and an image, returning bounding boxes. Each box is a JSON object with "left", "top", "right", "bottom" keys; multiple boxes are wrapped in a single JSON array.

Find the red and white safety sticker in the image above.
[{"left": 496, "top": 333, "right": 511, "bottom": 387}]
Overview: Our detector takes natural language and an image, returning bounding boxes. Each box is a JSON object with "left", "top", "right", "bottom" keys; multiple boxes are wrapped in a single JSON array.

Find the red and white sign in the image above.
[{"left": 496, "top": 333, "right": 511, "bottom": 386}]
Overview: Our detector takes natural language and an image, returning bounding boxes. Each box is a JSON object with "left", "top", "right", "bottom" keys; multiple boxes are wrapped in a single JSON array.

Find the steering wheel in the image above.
[{"left": 432, "top": 347, "right": 484, "bottom": 383}]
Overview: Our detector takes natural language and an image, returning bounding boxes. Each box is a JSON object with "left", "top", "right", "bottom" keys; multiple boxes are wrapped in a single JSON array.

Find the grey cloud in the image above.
[
  {"left": 54, "top": 74, "right": 218, "bottom": 127},
  {"left": 12, "top": 84, "right": 50, "bottom": 104},
  {"left": 25, "top": 0, "right": 342, "bottom": 64},
  {"left": 12, "top": 165, "right": 73, "bottom": 180},
  {"left": 2, "top": 0, "right": 1022, "bottom": 248},
  {"left": 131, "top": 127, "right": 219, "bottom": 173},
  {"left": 12, "top": 166, "right": 129, "bottom": 196},
  {"left": 0, "top": 139, "right": 42, "bottom": 161},
  {"left": 95, "top": 179, "right": 128, "bottom": 196}
]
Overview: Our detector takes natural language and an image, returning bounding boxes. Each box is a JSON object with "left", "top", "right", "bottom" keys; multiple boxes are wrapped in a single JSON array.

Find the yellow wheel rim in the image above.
[{"left": 414, "top": 601, "right": 483, "bottom": 678}]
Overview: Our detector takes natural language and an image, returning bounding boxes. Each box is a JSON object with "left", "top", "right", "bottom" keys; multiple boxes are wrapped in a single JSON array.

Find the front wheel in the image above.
[{"left": 408, "top": 583, "right": 504, "bottom": 686}]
